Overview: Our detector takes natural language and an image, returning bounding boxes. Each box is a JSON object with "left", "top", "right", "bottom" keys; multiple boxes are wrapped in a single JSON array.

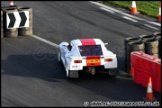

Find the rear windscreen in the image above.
[{"left": 78, "top": 45, "right": 103, "bottom": 56}]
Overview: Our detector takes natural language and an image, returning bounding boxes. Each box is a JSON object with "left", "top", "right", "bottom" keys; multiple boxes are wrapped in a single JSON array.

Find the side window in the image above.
[
  {"left": 70, "top": 45, "right": 75, "bottom": 55},
  {"left": 70, "top": 45, "right": 79, "bottom": 56}
]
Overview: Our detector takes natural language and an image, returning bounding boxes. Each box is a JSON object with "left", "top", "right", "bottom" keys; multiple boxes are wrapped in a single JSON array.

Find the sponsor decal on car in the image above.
[{"left": 72, "top": 65, "right": 80, "bottom": 68}]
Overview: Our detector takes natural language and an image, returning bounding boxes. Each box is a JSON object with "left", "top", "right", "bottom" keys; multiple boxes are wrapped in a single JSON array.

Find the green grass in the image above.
[{"left": 102, "top": 1, "right": 160, "bottom": 18}]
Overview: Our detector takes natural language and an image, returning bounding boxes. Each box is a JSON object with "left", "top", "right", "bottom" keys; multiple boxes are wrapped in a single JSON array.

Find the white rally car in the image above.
[{"left": 58, "top": 38, "right": 118, "bottom": 78}]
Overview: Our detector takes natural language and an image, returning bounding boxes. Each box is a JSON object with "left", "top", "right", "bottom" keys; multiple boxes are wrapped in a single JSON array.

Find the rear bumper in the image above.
[
  {"left": 68, "top": 57, "right": 117, "bottom": 71},
  {"left": 69, "top": 63, "right": 117, "bottom": 71}
]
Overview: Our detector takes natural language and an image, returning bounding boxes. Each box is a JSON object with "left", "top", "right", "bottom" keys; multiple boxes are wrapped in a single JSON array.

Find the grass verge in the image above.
[{"left": 102, "top": 1, "right": 160, "bottom": 18}]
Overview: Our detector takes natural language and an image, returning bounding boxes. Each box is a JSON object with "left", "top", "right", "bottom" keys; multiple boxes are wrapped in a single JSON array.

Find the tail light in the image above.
[
  {"left": 105, "top": 58, "right": 113, "bottom": 62},
  {"left": 74, "top": 60, "right": 82, "bottom": 63}
]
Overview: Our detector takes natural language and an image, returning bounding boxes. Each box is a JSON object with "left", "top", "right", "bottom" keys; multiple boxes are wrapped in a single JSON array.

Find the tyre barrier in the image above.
[
  {"left": 153, "top": 32, "right": 161, "bottom": 58},
  {"left": 145, "top": 38, "right": 159, "bottom": 48},
  {"left": 18, "top": 7, "right": 33, "bottom": 36},
  {"left": 152, "top": 31, "right": 161, "bottom": 36},
  {"left": 148, "top": 53, "right": 159, "bottom": 58},
  {"left": 1, "top": 5, "right": 33, "bottom": 37},
  {"left": 124, "top": 37, "right": 141, "bottom": 49},
  {"left": 124, "top": 32, "right": 161, "bottom": 73},
  {"left": 2, "top": 5, "right": 18, "bottom": 10},
  {"left": 125, "top": 41, "right": 145, "bottom": 73},
  {"left": 127, "top": 41, "right": 145, "bottom": 52},
  {"left": 1, "top": 5, "right": 18, "bottom": 38},
  {"left": 3, "top": 8, "right": 18, "bottom": 37},
  {"left": 1, "top": 10, "right": 3, "bottom": 38},
  {"left": 144, "top": 38, "right": 159, "bottom": 58},
  {"left": 124, "top": 37, "right": 141, "bottom": 72},
  {"left": 139, "top": 34, "right": 158, "bottom": 57},
  {"left": 159, "top": 39, "right": 161, "bottom": 58},
  {"left": 139, "top": 34, "right": 155, "bottom": 41}
]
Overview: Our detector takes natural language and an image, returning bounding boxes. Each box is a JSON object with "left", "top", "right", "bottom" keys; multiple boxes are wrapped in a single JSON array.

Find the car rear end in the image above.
[{"left": 69, "top": 44, "right": 117, "bottom": 74}]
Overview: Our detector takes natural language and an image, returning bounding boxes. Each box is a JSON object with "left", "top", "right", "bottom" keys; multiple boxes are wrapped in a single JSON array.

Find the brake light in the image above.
[
  {"left": 105, "top": 58, "right": 113, "bottom": 62},
  {"left": 74, "top": 60, "right": 82, "bottom": 63}
]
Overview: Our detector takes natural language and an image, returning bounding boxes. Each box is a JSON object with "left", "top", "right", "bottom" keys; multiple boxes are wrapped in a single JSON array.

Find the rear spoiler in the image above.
[{"left": 69, "top": 55, "right": 116, "bottom": 59}]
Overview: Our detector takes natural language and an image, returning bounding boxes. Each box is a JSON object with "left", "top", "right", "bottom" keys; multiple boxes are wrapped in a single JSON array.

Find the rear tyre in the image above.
[
  {"left": 108, "top": 69, "right": 118, "bottom": 77},
  {"left": 58, "top": 51, "right": 61, "bottom": 62},
  {"left": 67, "top": 70, "right": 79, "bottom": 79},
  {"left": 58, "top": 49, "right": 63, "bottom": 65},
  {"left": 66, "top": 70, "right": 70, "bottom": 78}
]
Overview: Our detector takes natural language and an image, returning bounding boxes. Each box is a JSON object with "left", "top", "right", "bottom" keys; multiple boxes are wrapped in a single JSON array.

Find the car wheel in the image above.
[
  {"left": 58, "top": 50, "right": 62, "bottom": 62},
  {"left": 67, "top": 70, "right": 79, "bottom": 79},
  {"left": 65, "top": 65, "right": 69, "bottom": 78},
  {"left": 66, "top": 70, "right": 70, "bottom": 78},
  {"left": 108, "top": 70, "right": 117, "bottom": 77}
]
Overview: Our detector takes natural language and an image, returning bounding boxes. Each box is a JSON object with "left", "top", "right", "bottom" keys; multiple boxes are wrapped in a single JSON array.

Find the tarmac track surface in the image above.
[{"left": 1, "top": 1, "right": 161, "bottom": 107}]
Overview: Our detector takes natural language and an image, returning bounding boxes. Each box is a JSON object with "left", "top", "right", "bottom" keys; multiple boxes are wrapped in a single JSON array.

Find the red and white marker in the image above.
[
  {"left": 158, "top": 3, "right": 161, "bottom": 22},
  {"left": 10, "top": 0, "right": 14, "bottom": 6},
  {"left": 131, "top": 1, "right": 138, "bottom": 14}
]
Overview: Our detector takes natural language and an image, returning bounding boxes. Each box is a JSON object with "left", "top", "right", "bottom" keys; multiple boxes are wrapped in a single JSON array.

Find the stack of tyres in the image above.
[
  {"left": 124, "top": 37, "right": 142, "bottom": 73},
  {"left": 153, "top": 32, "right": 161, "bottom": 58},
  {"left": 18, "top": 7, "right": 33, "bottom": 36},
  {"left": 2, "top": 5, "right": 17, "bottom": 38},
  {"left": 139, "top": 34, "right": 159, "bottom": 58},
  {"left": 124, "top": 37, "right": 141, "bottom": 49},
  {"left": 2, "top": 5, "right": 18, "bottom": 11},
  {"left": 124, "top": 33, "right": 161, "bottom": 73},
  {"left": 139, "top": 34, "right": 155, "bottom": 42},
  {"left": 144, "top": 39, "right": 159, "bottom": 58},
  {"left": 124, "top": 37, "right": 141, "bottom": 72},
  {"left": 3, "top": 5, "right": 18, "bottom": 9},
  {"left": 1, "top": 10, "right": 3, "bottom": 38},
  {"left": 126, "top": 41, "right": 145, "bottom": 73},
  {"left": 159, "top": 39, "right": 161, "bottom": 58},
  {"left": 2, "top": 8, "right": 18, "bottom": 37}
]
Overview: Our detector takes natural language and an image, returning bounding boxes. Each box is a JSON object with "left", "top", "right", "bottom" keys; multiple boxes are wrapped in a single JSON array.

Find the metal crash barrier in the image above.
[{"left": 131, "top": 51, "right": 161, "bottom": 93}]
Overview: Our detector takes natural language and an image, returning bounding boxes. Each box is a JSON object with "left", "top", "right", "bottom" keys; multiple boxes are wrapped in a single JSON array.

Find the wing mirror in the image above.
[{"left": 105, "top": 43, "right": 108, "bottom": 46}]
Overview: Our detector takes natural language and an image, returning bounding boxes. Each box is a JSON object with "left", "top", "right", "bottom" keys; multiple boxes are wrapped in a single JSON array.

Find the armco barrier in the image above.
[{"left": 131, "top": 51, "right": 161, "bottom": 93}]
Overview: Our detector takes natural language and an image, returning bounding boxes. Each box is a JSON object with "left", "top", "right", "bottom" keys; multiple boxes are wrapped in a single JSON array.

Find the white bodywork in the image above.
[{"left": 58, "top": 38, "right": 117, "bottom": 74}]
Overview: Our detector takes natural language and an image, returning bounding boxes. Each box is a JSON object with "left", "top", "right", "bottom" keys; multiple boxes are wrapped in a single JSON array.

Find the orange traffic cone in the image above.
[
  {"left": 143, "top": 77, "right": 155, "bottom": 101},
  {"left": 158, "top": 3, "right": 161, "bottom": 22},
  {"left": 10, "top": 0, "right": 14, "bottom": 6},
  {"left": 130, "top": 67, "right": 134, "bottom": 77},
  {"left": 131, "top": 1, "right": 138, "bottom": 14}
]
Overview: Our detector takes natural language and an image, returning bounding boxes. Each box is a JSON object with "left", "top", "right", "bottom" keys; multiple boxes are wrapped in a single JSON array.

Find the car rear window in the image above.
[{"left": 78, "top": 45, "right": 103, "bottom": 56}]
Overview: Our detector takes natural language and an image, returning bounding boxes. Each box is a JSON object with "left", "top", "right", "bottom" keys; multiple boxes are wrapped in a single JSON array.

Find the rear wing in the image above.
[{"left": 69, "top": 55, "right": 116, "bottom": 59}]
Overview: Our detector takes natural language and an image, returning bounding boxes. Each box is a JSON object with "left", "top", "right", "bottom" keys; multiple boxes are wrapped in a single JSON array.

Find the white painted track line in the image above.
[
  {"left": 100, "top": 7, "right": 115, "bottom": 14},
  {"left": 144, "top": 24, "right": 159, "bottom": 30},
  {"left": 31, "top": 2, "right": 160, "bottom": 48},
  {"left": 123, "top": 16, "right": 138, "bottom": 22},
  {"left": 90, "top": 1, "right": 161, "bottom": 26},
  {"left": 31, "top": 34, "right": 59, "bottom": 48}
]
